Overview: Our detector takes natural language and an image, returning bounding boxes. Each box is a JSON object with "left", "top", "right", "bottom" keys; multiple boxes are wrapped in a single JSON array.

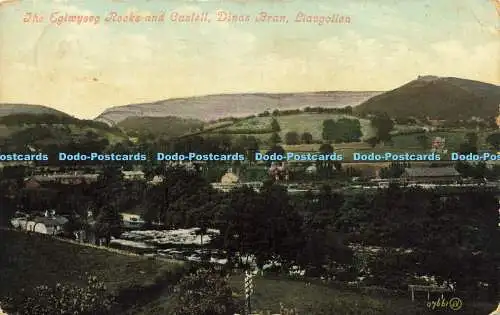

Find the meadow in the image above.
[
  {"left": 0, "top": 229, "right": 188, "bottom": 314},
  {"left": 211, "top": 113, "right": 375, "bottom": 143}
]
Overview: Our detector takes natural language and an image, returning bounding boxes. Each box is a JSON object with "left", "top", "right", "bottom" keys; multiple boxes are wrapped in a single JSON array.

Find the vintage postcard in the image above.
[{"left": 0, "top": 0, "right": 499, "bottom": 314}]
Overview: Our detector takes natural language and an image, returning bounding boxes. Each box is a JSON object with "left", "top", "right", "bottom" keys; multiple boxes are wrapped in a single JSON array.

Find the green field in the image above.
[
  {"left": 210, "top": 113, "right": 375, "bottom": 143},
  {"left": 0, "top": 229, "right": 187, "bottom": 313},
  {"left": 391, "top": 130, "right": 495, "bottom": 151},
  {"left": 228, "top": 274, "right": 494, "bottom": 315}
]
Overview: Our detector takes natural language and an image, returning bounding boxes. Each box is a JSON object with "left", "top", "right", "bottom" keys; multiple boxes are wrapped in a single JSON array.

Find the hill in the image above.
[
  {"left": 0, "top": 113, "right": 128, "bottom": 151},
  {"left": 355, "top": 76, "right": 500, "bottom": 120},
  {"left": 95, "top": 91, "right": 383, "bottom": 125},
  {"left": 117, "top": 116, "right": 204, "bottom": 138},
  {"left": 0, "top": 104, "right": 70, "bottom": 117}
]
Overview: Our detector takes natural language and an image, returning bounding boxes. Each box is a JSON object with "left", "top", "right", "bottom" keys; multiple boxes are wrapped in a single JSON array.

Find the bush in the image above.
[
  {"left": 2, "top": 273, "right": 115, "bottom": 315},
  {"left": 169, "top": 268, "right": 238, "bottom": 315}
]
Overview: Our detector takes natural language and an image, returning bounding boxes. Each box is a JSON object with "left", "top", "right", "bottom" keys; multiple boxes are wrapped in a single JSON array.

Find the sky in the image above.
[{"left": 0, "top": 0, "right": 498, "bottom": 119}]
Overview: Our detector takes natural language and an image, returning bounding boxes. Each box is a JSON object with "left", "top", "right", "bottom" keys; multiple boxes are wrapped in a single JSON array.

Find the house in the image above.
[
  {"left": 402, "top": 167, "right": 460, "bottom": 183},
  {"left": 212, "top": 169, "right": 240, "bottom": 192},
  {"left": 211, "top": 169, "right": 262, "bottom": 192},
  {"left": 30, "top": 216, "right": 68, "bottom": 235},
  {"left": 220, "top": 169, "right": 239, "bottom": 184},
  {"left": 120, "top": 212, "right": 146, "bottom": 228},
  {"left": 122, "top": 170, "right": 145, "bottom": 181},
  {"left": 11, "top": 211, "right": 69, "bottom": 235},
  {"left": 148, "top": 175, "right": 164, "bottom": 185},
  {"left": 305, "top": 165, "right": 317, "bottom": 174}
]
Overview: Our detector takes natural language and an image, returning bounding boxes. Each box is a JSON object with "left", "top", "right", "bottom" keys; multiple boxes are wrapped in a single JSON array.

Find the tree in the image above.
[
  {"left": 323, "top": 119, "right": 362, "bottom": 143},
  {"left": 465, "top": 132, "right": 478, "bottom": 148},
  {"left": 317, "top": 143, "right": 334, "bottom": 178},
  {"left": 215, "top": 186, "right": 266, "bottom": 265},
  {"left": 170, "top": 269, "right": 238, "bottom": 315},
  {"left": 300, "top": 132, "right": 313, "bottom": 144},
  {"left": 266, "top": 145, "right": 285, "bottom": 156},
  {"left": 370, "top": 113, "right": 394, "bottom": 143},
  {"left": 486, "top": 133, "right": 500, "bottom": 150},
  {"left": 271, "top": 118, "right": 281, "bottom": 132},
  {"left": 259, "top": 182, "right": 304, "bottom": 265},
  {"left": 416, "top": 134, "right": 429, "bottom": 149},
  {"left": 322, "top": 119, "right": 336, "bottom": 141},
  {"left": 366, "top": 137, "right": 378, "bottom": 148},
  {"left": 285, "top": 131, "right": 300, "bottom": 145},
  {"left": 94, "top": 205, "right": 122, "bottom": 245},
  {"left": 269, "top": 132, "right": 281, "bottom": 145}
]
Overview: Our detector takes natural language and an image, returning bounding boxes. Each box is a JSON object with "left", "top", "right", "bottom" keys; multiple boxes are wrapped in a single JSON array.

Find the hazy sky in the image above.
[{"left": 0, "top": 0, "right": 498, "bottom": 119}]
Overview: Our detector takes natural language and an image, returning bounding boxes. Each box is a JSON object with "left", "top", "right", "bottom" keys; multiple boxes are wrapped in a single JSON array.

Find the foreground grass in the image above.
[
  {"left": 229, "top": 274, "right": 495, "bottom": 315},
  {"left": 229, "top": 275, "right": 425, "bottom": 315},
  {"left": 0, "top": 229, "right": 188, "bottom": 313}
]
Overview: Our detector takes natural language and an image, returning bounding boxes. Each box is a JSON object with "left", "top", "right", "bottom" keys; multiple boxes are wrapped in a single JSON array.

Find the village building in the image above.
[
  {"left": 11, "top": 210, "right": 69, "bottom": 235},
  {"left": 211, "top": 169, "right": 262, "bottom": 192},
  {"left": 220, "top": 169, "right": 239, "bottom": 184},
  {"left": 148, "top": 175, "right": 165, "bottom": 185},
  {"left": 401, "top": 167, "right": 461, "bottom": 184}
]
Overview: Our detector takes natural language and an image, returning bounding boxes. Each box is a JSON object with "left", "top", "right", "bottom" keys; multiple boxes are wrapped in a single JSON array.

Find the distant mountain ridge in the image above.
[
  {"left": 0, "top": 104, "right": 70, "bottom": 117},
  {"left": 355, "top": 76, "right": 500, "bottom": 119},
  {"left": 94, "top": 91, "right": 383, "bottom": 125}
]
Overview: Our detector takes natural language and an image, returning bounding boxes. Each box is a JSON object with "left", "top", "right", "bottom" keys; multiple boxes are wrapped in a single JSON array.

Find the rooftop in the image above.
[{"left": 403, "top": 167, "right": 460, "bottom": 177}]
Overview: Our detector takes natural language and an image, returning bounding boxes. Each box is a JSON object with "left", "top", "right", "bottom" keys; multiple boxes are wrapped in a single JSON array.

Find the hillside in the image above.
[
  {"left": 0, "top": 229, "right": 188, "bottom": 314},
  {"left": 0, "top": 113, "right": 128, "bottom": 151},
  {"left": 0, "top": 104, "right": 70, "bottom": 117},
  {"left": 206, "top": 113, "right": 374, "bottom": 143},
  {"left": 117, "top": 116, "right": 204, "bottom": 138},
  {"left": 95, "top": 91, "right": 383, "bottom": 125},
  {"left": 355, "top": 76, "right": 500, "bottom": 120}
]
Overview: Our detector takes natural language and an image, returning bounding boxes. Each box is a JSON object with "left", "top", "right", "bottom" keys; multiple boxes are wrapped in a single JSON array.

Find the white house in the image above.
[
  {"left": 11, "top": 211, "right": 68, "bottom": 235},
  {"left": 148, "top": 175, "right": 164, "bottom": 185},
  {"left": 305, "top": 165, "right": 317, "bottom": 174}
]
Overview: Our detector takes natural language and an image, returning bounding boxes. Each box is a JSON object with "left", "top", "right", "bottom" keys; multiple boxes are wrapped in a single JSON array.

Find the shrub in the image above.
[
  {"left": 170, "top": 268, "right": 238, "bottom": 315},
  {"left": 2, "top": 273, "right": 115, "bottom": 315}
]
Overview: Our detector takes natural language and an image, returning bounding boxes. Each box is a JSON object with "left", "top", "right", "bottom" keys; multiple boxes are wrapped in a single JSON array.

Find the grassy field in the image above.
[
  {"left": 210, "top": 113, "right": 374, "bottom": 143},
  {"left": 0, "top": 229, "right": 187, "bottom": 313},
  {"left": 229, "top": 274, "right": 495, "bottom": 315}
]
